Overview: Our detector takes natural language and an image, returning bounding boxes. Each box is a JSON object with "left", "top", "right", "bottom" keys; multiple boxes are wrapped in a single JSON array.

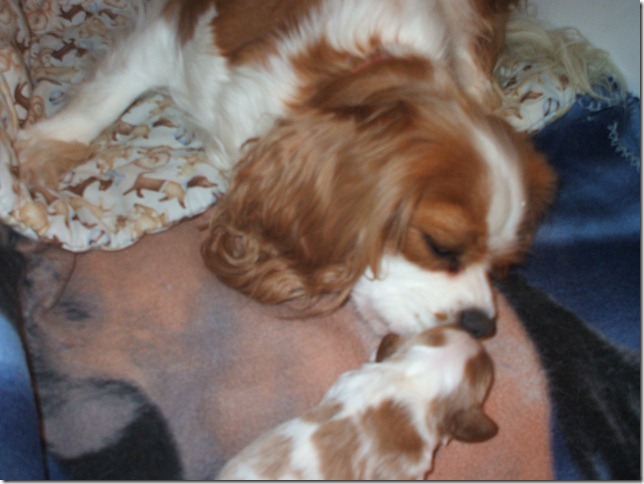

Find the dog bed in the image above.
[{"left": 0, "top": 0, "right": 223, "bottom": 251}]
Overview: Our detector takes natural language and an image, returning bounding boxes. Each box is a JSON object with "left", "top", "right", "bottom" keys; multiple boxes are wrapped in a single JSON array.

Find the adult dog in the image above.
[{"left": 16, "top": 0, "right": 555, "bottom": 336}]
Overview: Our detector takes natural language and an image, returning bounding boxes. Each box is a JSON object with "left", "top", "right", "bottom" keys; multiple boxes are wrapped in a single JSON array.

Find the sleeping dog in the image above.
[{"left": 15, "top": 0, "right": 555, "bottom": 338}]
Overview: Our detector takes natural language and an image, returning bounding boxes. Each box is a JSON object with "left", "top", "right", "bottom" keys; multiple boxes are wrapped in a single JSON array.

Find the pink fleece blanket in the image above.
[{"left": 21, "top": 213, "right": 552, "bottom": 479}]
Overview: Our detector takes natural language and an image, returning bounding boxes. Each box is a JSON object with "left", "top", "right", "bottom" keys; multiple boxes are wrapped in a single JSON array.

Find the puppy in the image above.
[
  {"left": 216, "top": 324, "right": 497, "bottom": 480},
  {"left": 16, "top": 1, "right": 556, "bottom": 337}
]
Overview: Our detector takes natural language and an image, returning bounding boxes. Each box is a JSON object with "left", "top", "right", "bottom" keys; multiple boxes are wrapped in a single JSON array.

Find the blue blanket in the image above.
[
  {"left": 520, "top": 92, "right": 641, "bottom": 479},
  {"left": 0, "top": 244, "right": 46, "bottom": 479}
]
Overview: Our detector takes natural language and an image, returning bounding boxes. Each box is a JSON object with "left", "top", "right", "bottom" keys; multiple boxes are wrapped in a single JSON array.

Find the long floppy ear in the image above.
[
  {"left": 433, "top": 348, "right": 498, "bottom": 442},
  {"left": 521, "top": 144, "right": 557, "bottom": 235},
  {"left": 201, "top": 103, "right": 415, "bottom": 312},
  {"left": 488, "top": 120, "right": 557, "bottom": 276},
  {"left": 508, "top": 134, "right": 557, "bottom": 266},
  {"left": 202, "top": 111, "right": 355, "bottom": 310},
  {"left": 448, "top": 406, "right": 498, "bottom": 443},
  {"left": 201, "top": 62, "right": 437, "bottom": 312},
  {"left": 375, "top": 333, "right": 402, "bottom": 362}
]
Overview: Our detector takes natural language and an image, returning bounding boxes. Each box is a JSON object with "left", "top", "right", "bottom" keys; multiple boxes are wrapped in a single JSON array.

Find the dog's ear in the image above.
[
  {"left": 448, "top": 406, "right": 498, "bottom": 443},
  {"left": 375, "top": 333, "right": 402, "bottom": 362},
  {"left": 201, "top": 109, "right": 375, "bottom": 312},
  {"left": 522, "top": 146, "right": 557, "bottom": 235},
  {"left": 202, "top": 81, "right": 432, "bottom": 312},
  {"left": 509, "top": 132, "right": 557, "bottom": 257}
]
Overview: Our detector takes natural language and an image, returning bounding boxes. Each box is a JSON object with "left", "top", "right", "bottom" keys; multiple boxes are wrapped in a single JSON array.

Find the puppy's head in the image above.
[
  {"left": 376, "top": 325, "right": 498, "bottom": 444},
  {"left": 202, "top": 58, "right": 555, "bottom": 335}
]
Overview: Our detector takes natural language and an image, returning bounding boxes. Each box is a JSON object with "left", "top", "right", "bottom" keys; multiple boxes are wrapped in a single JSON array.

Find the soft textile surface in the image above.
[
  {"left": 0, "top": 1, "right": 639, "bottom": 480},
  {"left": 9, "top": 209, "right": 639, "bottom": 479},
  {"left": 0, "top": 0, "right": 223, "bottom": 251},
  {"left": 9, "top": 89, "right": 635, "bottom": 481},
  {"left": 0, "top": 236, "right": 46, "bottom": 480},
  {"left": 521, "top": 91, "right": 641, "bottom": 479},
  {"left": 19, "top": 213, "right": 553, "bottom": 480},
  {"left": 0, "top": 0, "right": 576, "bottom": 252},
  {"left": 498, "top": 273, "right": 640, "bottom": 480}
]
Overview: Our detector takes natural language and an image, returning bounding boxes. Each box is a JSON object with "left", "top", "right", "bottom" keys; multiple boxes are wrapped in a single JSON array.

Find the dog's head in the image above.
[
  {"left": 375, "top": 324, "right": 498, "bottom": 445},
  {"left": 201, "top": 58, "right": 555, "bottom": 336}
]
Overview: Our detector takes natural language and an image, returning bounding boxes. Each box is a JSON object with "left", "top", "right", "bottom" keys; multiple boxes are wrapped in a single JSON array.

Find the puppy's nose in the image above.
[{"left": 459, "top": 309, "right": 496, "bottom": 338}]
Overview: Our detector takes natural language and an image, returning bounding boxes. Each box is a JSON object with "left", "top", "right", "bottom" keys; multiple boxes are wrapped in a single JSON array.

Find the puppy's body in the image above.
[
  {"left": 16, "top": 0, "right": 555, "bottom": 336},
  {"left": 217, "top": 325, "right": 497, "bottom": 480}
]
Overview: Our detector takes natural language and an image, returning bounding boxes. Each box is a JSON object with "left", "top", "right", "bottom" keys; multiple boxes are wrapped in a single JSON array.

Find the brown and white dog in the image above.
[
  {"left": 16, "top": 0, "right": 555, "bottom": 337},
  {"left": 217, "top": 324, "right": 497, "bottom": 480}
]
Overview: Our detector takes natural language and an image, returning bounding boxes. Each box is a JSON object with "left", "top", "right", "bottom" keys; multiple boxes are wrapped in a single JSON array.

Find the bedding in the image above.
[
  {"left": 0, "top": 0, "right": 639, "bottom": 480},
  {"left": 521, "top": 90, "right": 641, "bottom": 479},
  {"left": 15, "top": 214, "right": 554, "bottom": 480},
  {"left": 0, "top": 230, "right": 45, "bottom": 480},
  {"left": 0, "top": 0, "right": 222, "bottom": 251}
]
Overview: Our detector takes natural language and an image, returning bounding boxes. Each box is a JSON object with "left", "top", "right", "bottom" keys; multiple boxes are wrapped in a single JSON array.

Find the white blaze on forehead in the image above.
[{"left": 473, "top": 127, "right": 526, "bottom": 254}]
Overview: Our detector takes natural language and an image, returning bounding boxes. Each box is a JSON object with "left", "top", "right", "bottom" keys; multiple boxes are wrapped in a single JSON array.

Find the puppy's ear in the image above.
[
  {"left": 448, "top": 406, "right": 498, "bottom": 443},
  {"left": 375, "top": 333, "right": 402, "bottom": 362}
]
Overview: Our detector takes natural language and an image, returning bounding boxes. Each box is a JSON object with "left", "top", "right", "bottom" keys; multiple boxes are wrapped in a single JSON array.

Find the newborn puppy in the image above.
[{"left": 217, "top": 324, "right": 497, "bottom": 480}]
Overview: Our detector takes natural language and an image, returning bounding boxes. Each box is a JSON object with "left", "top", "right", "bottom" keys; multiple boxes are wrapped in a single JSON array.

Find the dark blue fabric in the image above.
[
  {"left": 0, "top": 312, "right": 47, "bottom": 480},
  {"left": 521, "top": 92, "right": 641, "bottom": 480},
  {"left": 526, "top": 92, "right": 640, "bottom": 350},
  {"left": 524, "top": 238, "right": 640, "bottom": 352},
  {"left": 530, "top": 94, "right": 640, "bottom": 245}
]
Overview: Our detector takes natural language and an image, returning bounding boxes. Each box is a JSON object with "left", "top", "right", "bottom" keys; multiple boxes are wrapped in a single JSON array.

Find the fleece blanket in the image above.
[
  {"left": 19, "top": 213, "right": 554, "bottom": 480},
  {"left": 0, "top": 0, "right": 639, "bottom": 480},
  {"left": 15, "top": 203, "right": 640, "bottom": 480},
  {"left": 520, "top": 91, "right": 641, "bottom": 480}
]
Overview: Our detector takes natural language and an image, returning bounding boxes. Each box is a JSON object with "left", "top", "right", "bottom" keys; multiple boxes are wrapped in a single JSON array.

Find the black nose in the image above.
[{"left": 459, "top": 309, "right": 496, "bottom": 338}]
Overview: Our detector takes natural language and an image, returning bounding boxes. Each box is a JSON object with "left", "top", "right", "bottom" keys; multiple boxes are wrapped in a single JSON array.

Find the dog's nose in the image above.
[{"left": 459, "top": 309, "right": 496, "bottom": 338}]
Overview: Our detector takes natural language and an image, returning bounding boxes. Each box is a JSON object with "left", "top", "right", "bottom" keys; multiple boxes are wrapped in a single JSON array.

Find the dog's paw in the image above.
[{"left": 14, "top": 130, "right": 94, "bottom": 190}]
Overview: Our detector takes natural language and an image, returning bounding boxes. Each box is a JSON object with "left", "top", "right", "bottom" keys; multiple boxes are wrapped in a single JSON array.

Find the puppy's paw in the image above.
[{"left": 14, "top": 131, "right": 94, "bottom": 190}]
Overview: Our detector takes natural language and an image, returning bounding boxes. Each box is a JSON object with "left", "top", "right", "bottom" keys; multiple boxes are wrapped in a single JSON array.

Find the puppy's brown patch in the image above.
[
  {"left": 376, "top": 328, "right": 448, "bottom": 363},
  {"left": 312, "top": 417, "right": 361, "bottom": 479},
  {"left": 420, "top": 329, "right": 447, "bottom": 347},
  {"left": 302, "top": 400, "right": 343, "bottom": 424},
  {"left": 375, "top": 333, "right": 401, "bottom": 362},
  {"left": 259, "top": 433, "right": 295, "bottom": 479},
  {"left": 464, "top": 350, "right": 494, "bottom": 392},
  {"left": 363, "top": 399, "right": 424, "bottom": 460}
]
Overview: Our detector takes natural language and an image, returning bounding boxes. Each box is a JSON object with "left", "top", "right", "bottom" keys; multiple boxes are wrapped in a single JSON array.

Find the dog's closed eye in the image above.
[{"left": 423, "top": 233, "right": 462, "bottom": 272}]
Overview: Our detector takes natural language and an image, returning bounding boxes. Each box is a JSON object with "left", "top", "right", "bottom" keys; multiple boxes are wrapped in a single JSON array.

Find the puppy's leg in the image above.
[{"left": 16, "top": 15, "right": 179, "bottom": 188}]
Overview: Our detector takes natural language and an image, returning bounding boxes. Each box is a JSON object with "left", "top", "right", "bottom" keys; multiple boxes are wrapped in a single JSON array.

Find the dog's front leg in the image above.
[{"left": 15, "top": 12, "right": 179, "bottom": 189}]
